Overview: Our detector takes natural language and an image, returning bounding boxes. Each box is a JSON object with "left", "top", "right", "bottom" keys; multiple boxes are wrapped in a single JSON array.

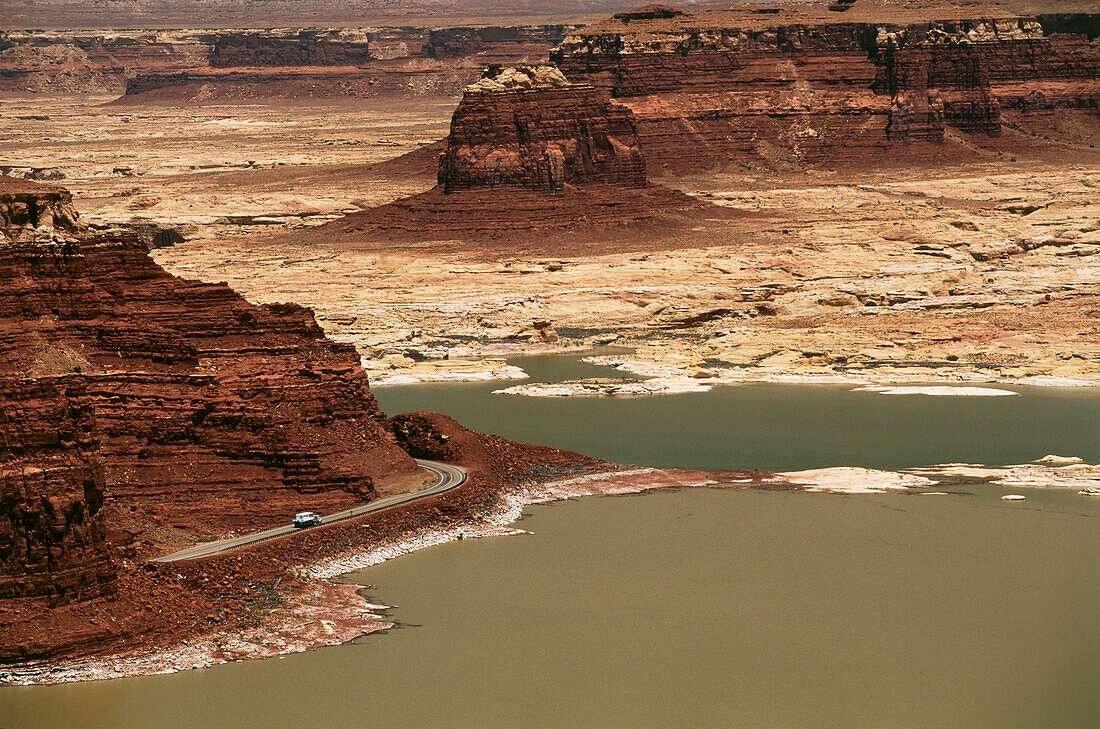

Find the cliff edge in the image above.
[
  {"left": 438, "top": 64, "right": 646, "bottom": 192},
  {"left": 551, "top": 4, "right": 1100, "bottom": 171}
]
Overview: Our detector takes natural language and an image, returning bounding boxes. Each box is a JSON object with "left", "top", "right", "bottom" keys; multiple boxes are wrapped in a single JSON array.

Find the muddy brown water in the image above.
[{"left": 2, "top": 354, "right": 1098, "bottom": 728}]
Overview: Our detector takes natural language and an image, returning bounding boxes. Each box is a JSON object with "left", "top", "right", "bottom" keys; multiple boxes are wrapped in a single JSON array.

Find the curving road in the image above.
[{"left": 149, "top": 459, "right": 467, "bottom": 563}]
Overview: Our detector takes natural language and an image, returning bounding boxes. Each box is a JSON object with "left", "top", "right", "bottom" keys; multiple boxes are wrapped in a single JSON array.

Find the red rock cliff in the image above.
[
  {"left": 437, "top": 64, "right": 646, "bottom": 192},
  {"left": 0, "top": 178, "right": 420, "bottom": 573},
  {"left": 0, "top": 378, "right": 116, "bottom": 606},
  {"left": 551, "top": 7, "right": 1100, "bottom": 169}
]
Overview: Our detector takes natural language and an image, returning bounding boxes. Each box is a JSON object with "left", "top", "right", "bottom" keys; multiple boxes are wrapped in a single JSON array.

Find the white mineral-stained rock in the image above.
[
  {"left": 366, "top": 358, "right": 527, "bottom": 385},
  {"left": 905, "top": 463, "right": 1005, "bottom": 478},
  {"left": 495, "top": 377, "right": 711, "bottom": 397},
  {"left": 910, "top": 461, "right": 1100, "bottom": 491},
  {"left": 777, "top": 467, "right": 935, "bottom": 494},
  {"left": 1034, "top": 454, "right": 1085, "bottom": 465},
  {"left": 852, "top": 385, "right": 1019, "bottom": 396},
  {"left": 1011, "top": 377, "right": 1099, "bottom": 387}
]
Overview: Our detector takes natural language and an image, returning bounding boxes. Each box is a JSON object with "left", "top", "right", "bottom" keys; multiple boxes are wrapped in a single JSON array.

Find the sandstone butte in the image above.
[
  {"left": 0, "top": 176, "right": 597, "bottom": 664},
  {"left": 326, "top": 62, "right": 728, "bottom": 241}
]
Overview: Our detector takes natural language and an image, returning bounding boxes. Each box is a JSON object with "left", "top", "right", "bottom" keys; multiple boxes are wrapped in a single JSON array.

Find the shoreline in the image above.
[
  {"left": 4, "top": 457, "right": 1098, "bottom": 686},
  {"left": 367, "top": 347, "right": 1100, "bottom": 395},
  {"left": 0, "top": 466, "right": 755, "bottom": 686}
]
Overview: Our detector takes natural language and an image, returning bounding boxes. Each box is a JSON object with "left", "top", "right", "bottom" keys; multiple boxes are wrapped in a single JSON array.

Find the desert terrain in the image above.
[
  {"left": 5, "top": 98, "right": 1097, "bottom": 393},
  {"left": 1, "top": 0, "right": 1099, "bottom": 685}
]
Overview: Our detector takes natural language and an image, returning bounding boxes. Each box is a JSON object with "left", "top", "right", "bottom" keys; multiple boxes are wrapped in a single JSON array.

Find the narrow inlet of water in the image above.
[{"left": 372, "top": 352, "right": 1100, "bottom": 470}]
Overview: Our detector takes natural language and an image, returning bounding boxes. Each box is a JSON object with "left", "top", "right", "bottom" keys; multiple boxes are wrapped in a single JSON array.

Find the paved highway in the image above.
[{"left": 149, "top": 459, "right": 467, "bottom": 563}]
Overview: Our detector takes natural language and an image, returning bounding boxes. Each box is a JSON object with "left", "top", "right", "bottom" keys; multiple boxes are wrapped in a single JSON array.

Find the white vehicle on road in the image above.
[
  {"left": 150, "top": 460, "right": 466, "bottom": 563},
  {"left": 292, "top": 511, "right": 322, "bottom": 528}
]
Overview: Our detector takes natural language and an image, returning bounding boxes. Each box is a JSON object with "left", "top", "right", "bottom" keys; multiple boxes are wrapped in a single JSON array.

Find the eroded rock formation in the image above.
[
  {"left": 329, "top": 63, "right": 721, "bottom": 240},
  {"left": 438, "top": 64, "right": 646, "bottom": 192},
  {"left": 551, "top": 6, "right": 1100, "bottom": 170},
  {"left": 0, "top": 378, "right": 116, "bottom": 606},
  {"left": 0, "top": 177, "right": 420, "bottom": 577},
  {"left": 0, "top": 177, "right": 83, "bottom": 238}
]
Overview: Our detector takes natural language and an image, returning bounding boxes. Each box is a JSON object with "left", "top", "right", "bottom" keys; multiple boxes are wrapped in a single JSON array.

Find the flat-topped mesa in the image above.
[
  {"left": 550, "top": 6, "right": 1100, "bottom": 170},
  {"left": 438, "top": 64, "right": 647, "bottom": 193}
]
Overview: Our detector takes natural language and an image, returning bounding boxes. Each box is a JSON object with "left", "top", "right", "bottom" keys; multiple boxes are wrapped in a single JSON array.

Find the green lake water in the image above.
[
  {"left": 2, "top": 353, "right": 1097, "bottom": 728},
  {"left": 373, "top": 353, "right": 1100, "bottom": 470}
]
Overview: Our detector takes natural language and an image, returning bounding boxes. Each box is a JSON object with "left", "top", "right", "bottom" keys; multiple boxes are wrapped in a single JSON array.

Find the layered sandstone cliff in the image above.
[
  {"left": 438, "top": 64, "right": 646, "bottom": 192},
  {"left": 550, "top": 6, "right": 1100, "bottom": 170},
  {"left": 0, "top": 177, "right": 421, "bottom": 586},
  {"left": 0, "top": 25, "right": 576, "bottom": 99}
]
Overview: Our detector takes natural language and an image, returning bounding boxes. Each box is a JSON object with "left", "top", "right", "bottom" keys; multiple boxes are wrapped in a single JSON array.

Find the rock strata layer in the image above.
[
  {"left": 551, "top": 6, "right": 1100, "bottom": 170},
  {"left": 438, "top": 64, "right": 645, "bottom": 192},
  {"left": 0, "top": 177, "right": 420, "bottom": 606}
]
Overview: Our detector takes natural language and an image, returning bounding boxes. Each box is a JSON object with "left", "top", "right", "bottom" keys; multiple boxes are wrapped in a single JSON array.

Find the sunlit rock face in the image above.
[
  {"left": 551, "top": 8, "right": 1100, "bottom": 170},
  {"left": 438, "top": 64, "right": 646, "bottom": 193}
]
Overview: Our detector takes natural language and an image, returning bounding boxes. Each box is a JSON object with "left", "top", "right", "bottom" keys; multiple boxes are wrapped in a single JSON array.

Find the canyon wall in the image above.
[
  {"left": 0, "top": 178, "right": 421, "bottom": 585},
  {"left": 438, "top": 64, "right": 645, "bottom": 191},
  {"left": 0, "top": 25, "right": 576, "bottom": 99},
  {"left": 0, "top": 31, "right": 210, "bottom": 94},
  {"left": 551, "top": 7, "right": 1100, "bottom": 170},
  {"left": 0, "top": 378, "right": 116, "bottom": 606}
]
